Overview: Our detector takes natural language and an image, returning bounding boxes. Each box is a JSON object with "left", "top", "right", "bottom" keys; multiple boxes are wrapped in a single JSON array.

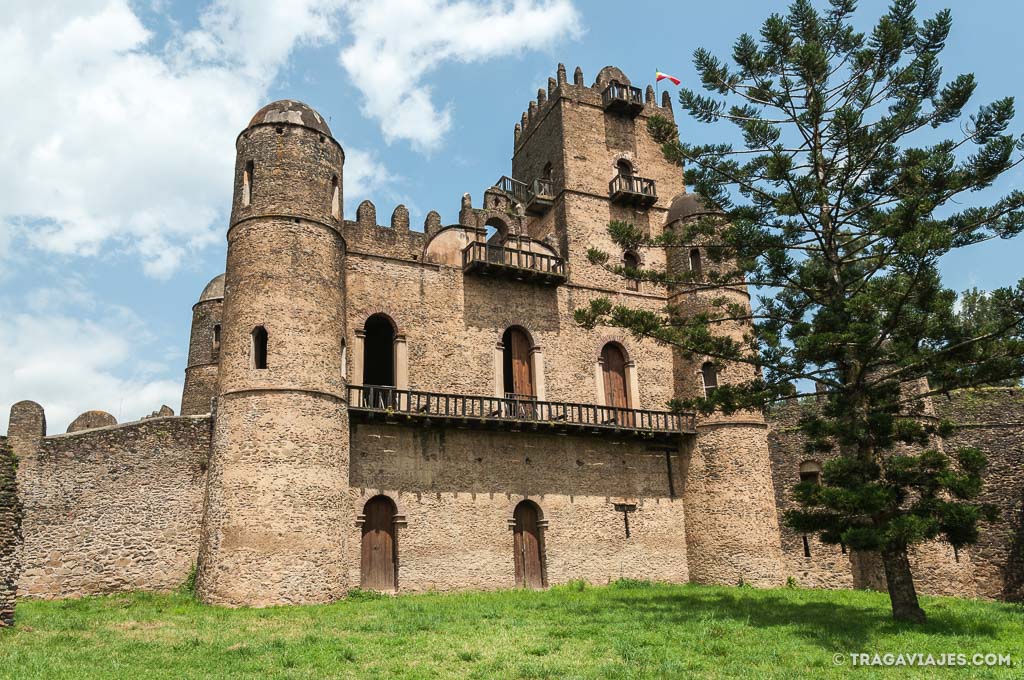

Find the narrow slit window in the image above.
[
  {"left": 331, "top": 175, "right": 341, "bottom": 219},
  {"left": 212, "top": 324, "right": 221, "bottom": 359},
  {"left": 251, "top": 326, "right": 268, "bottom": 369},
  {"left": 701, "top": 361, "right": 717, "bottom": 398},
  {"left": 802, "top": 534, "right": 811, "bottom": 558},
  {"left": 623, "top": 251, "right": 640, "bottom": 291},
  {"left": 242, "top": 160, "right": 254, "bottom": 207}
]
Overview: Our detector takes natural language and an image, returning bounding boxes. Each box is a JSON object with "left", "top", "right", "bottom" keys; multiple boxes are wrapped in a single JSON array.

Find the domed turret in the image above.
[
  {"left": 247, "top": 100, "right": 332, "bottom": 137},
  {"left": 666, "top": 192, "right": 721, "bottom": 224},
  {"left": 180, "top": 273, "right": 226, "bottom": 415}
]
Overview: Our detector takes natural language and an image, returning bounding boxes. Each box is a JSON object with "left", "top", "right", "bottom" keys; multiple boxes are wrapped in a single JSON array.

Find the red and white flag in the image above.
[{"left": 656, "top": 71, "right": 681, "bottom": 86}]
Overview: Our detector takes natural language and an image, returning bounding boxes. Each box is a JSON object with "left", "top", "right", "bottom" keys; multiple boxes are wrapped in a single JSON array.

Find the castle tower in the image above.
[
  {"left": 195, "top": 100, "right": 350, "bottom": 606},
  {"left": 180, "top": 274, "right": 224, "bottom": 415},
  {"left": 510, "top": 65, "right": 684, "bottom": 289},
  {"left": 665, "top": 194, "right": 785, "bottom": 587}
]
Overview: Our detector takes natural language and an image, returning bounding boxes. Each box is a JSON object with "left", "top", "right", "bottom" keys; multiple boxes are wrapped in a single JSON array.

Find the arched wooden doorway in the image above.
[
  {"left": 502, "top": 327, "right": 534, "bottom": 399},
  {"left": 601, "top": 343, "right": 633, "bottom": 426},
  {"left": 513, "top": 501, "right": 545, "bottom": 589},
  {"left": 360, "top": 496, "right": 397, "bottom": 591}
]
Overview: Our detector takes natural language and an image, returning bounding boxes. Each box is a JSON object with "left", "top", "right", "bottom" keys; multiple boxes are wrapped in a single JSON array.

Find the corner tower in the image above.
[
  {"left": 195, "top": 100, "right": 349, "bottom": 606},
  {"left": 666, "top": 194, "right": 784, "bottom": 587},
  {"left": 510, "top": 65, "right": 684, "bottom": 289}
]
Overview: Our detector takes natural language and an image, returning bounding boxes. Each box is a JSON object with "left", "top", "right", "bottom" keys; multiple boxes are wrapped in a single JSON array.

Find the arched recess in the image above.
[
  {"left": 501, "top": 326, "right": 535, "bottom": 399},
  {"left": 701, "top": 361, "right": 718, "bottom": 398},
  {"left": 353, "top": 313, "right": 409, "bottom": 407},
  {"left": 360, "top": 495, "right": 398, "bottom": 591},
  {"left": 689, "top": 248, "right": 703, "bottom": 278},
  {"left": 512, "top": 500, "right": 546, "bottom": 589},
  {"left": 597, "top": 342, "right": 638, "bottom": 426},
  {"left": 622, "top": 251, "right": 641, "bottom": 291},
  {"left": 251, "top": 326, "right": 268, "bottom": 369},
  {"left": 799, "top": 460, "right": 823, "bottom": 485},
  {"left": 484, "top": 216, "right": 510, "bottom": 245}
]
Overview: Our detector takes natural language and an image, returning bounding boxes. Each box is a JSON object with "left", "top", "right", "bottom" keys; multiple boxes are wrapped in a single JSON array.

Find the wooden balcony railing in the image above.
[
  {"left": 609, "top": 174, "right": 657, "bottom": 208},
  {"left": 462, "top": 241, "right": 567, "bottom": 284},
  {"left": 494, "top": 176, "right": 557, "bottom": 215},
  {"left": 602, "top": 81, "right": 644, "bottom": 115},
  {"left": 347, "top": 385, "right": 695, "bottom": 439}
]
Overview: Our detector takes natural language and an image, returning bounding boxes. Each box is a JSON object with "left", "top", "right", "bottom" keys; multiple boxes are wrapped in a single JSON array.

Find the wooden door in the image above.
[
  {"left": 513, "top": 501, "right": 544, "bottom": 589},
  {"left": 360, "top": 497, "right": 396, "bottom": 591},
  {"left": 509, "top": 329, "right": 533, "bottom": 398},
  {"left": 602, "top": 344, "right": 632, "bottom": 426}
]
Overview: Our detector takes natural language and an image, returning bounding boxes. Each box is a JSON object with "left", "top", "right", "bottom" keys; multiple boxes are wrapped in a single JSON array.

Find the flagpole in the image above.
[{"left": 655, "top": 67, "right": 659, "bottom": 104}]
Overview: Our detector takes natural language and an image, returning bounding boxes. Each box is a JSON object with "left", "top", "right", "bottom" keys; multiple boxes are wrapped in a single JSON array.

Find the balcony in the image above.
[
  {"left": 609, "top": 174, "right": 657, "bottom": 208},
  {"left": 602, "top": 81, "right": 644, "bottom": 116},
  {"left": 494, "top": 176, "right": 556, "bottom": 215},
  {"left": 347, "top": 385, "right": 695, "bottom": 440},
  {"left": 462, "top": 241, "right": 567, "bottom": 285}
]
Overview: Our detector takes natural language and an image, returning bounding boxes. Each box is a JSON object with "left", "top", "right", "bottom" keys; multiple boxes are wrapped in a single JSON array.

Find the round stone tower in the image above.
[
  {"left": 195, "top": 100, "right": 350, "bottom": 606},
  {"left": 180, "top": 274, "right": 224, "bottom": 416},
  {"left": 666, "top": 192, "right": 784, "bottom": 587}
]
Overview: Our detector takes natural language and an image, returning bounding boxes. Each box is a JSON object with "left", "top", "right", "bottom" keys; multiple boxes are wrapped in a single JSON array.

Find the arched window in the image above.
[
  {"left": 799, "top": 461, "right": 823, "bottom": 486},
  {"left": 623, "top": 251, "right": 640, "bottom": 291},
  {"left": 251, "top": 326, "right": 268, "bottom": 369},
  {"left": 484, "top": 216, "right": 509, "bottom": 246},
  {"left": 513, "top": 500, "right": 545, "bottom": 589},
  {"left": 601, "top": 343, "right": 630, "bottom": 410},
  {"left": 340, "top": 338, "right": 347, "bottom": 380},
  {"left": 242, "top": 160, "right": 254, "bottom": 207},
  {"left": 701, "top": 361, "right": 717, "bottom": 398},
  {"left": 616, "top": 159, "right": 633, "bottom": 177},
  {"left": 363, "top": 314, "right": 396, "bottom": 387},
  {"left": 212, "top": 324, "right": 221, "bottom": 360},
  {"left": 541, "top": 162, "right": 553, "bottom": 180},
  {"left": 330, "top": 175, "right": 340, "bottom": 219},
  {"left": 502, "top": 327, "right": 535, "bottom": 399},
  {"left": 689, "top": 248, "right": 702, "bottom": 277},
  {"left": 360, "top": 496, "right": 398, "bottom": 591}
]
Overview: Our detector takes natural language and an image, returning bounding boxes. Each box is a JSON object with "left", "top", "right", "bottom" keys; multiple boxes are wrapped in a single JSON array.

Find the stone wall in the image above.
[
  {"left": 934, "top": 387, "right": 1024, "bottom": 601},
  {"left": 0, "top": 439, "right": 20, "bottom": 626},
  {"left": 767, "top": 389, "right": 1024, "bottom": 600},
  {"left": 348, "top": 422, "right": 688, "bottom": 591},
  {"left": 15, "top": 414, "right": 210, "bottom": 599}
]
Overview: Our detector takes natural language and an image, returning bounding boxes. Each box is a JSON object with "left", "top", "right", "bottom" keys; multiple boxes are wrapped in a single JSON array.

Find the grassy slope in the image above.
[{"left": 0, "top": 582, "right": 1021, "bottom": 679}]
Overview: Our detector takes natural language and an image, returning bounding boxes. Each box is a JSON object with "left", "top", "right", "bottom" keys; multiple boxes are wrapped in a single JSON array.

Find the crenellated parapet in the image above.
[{"left": 513, "top": 64, "right": 675, "bottom": 150}]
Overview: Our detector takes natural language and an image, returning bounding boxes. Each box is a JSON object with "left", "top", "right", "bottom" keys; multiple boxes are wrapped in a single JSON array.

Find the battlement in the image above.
[{"left": 513, "top": 64, "right": 675, "bottom": 150}]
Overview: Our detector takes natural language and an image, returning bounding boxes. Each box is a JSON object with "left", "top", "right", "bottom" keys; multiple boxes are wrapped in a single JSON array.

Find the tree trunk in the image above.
[{"left": 881, "top": 545, "right": 926, "bottom": 623}]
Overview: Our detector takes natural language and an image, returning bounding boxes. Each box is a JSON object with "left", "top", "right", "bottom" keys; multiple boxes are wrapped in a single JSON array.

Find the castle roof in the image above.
[
  {"left": 248, "top": 100, "right": 332, "bottom": 136},
  {"left": 666, "top": 192, "right": 722, "bottom": 223},
  {"left": 198, "top": 273, "right": 225, "bottom": 302}
]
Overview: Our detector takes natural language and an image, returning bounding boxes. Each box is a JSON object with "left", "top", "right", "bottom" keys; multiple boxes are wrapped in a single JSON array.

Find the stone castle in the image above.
[{"left": 1, "top": 65, "right": 1021, "bottom": 609}]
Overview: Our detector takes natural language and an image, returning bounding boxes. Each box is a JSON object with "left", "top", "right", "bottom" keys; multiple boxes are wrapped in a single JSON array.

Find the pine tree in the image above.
[{"left": 577, "top": 0, "right": 1024, "bottom": 622}]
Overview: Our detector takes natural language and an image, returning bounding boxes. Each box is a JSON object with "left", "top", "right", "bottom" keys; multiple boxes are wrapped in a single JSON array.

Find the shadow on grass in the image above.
[{"left": 554, "top": 584, "right": 1003, "bottom": 653}]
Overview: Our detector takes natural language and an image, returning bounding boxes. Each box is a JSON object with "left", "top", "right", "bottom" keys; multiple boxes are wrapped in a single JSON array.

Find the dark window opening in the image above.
[
  {"left": 251, "top": 326, "right": 268, "bottom": 369},
  {"left": 502, "top": 327, "right": 534, "bottom": 399},
  {"left": 799, "top": 461, "right": 823, "bottom": 486},
  {"left": 802, "top": 534, "right": 811, "bottom": 558},
  {"left": 623, "top": 251, "right": 640, "bottom": 291},
  {"left": 242, "top": 161, "right": 254, "bottom": 207},
  {"left": 541, "top": 162, "right": 553, "bottom": 180},
  {"left": 689, "top": 247, "right": 702, "bottom": 277},
  {"left": 616, "top": 159, "right": 633, "bottom": 177},
  {"left": 363, "top": 314, "right": 395, "bottom": 387},
  {"left": 212, "top": 324, "right": 221, "bottom": 360},
  {"left": 701, "top": 361, "right": 718, "bottom": 398}
]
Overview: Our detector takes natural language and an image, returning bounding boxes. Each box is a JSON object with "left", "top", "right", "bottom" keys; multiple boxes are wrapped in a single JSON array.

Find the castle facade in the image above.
[{"left": 3, "top": 66, "right": 1021, "bottom": 607}]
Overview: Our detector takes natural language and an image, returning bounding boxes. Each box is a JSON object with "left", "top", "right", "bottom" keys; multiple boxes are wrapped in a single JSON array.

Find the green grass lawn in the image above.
[{"left": 1, "top": 581, "right": 1021, "bottom": 678}]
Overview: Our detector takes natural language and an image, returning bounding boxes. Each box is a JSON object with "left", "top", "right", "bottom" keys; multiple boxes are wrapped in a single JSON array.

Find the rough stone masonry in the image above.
[{"left": 4, "top": 65, "right": 1022, "bottom": 607}]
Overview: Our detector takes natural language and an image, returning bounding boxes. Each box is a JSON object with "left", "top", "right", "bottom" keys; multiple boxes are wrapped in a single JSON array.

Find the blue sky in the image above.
[{"left": 3, "top": 0, "right": 1023, "bottom": 433}]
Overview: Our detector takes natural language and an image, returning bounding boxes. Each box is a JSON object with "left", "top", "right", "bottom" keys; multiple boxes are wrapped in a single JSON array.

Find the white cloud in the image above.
[
  {"left": 338, "top": 0, "right": 582, "bottom": 151},
  {"left": 0, "top": 0, "right": 345, "bottom": 278},
  {"left": 0, "top": 281, "right": 183, "bottom": 434}
]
